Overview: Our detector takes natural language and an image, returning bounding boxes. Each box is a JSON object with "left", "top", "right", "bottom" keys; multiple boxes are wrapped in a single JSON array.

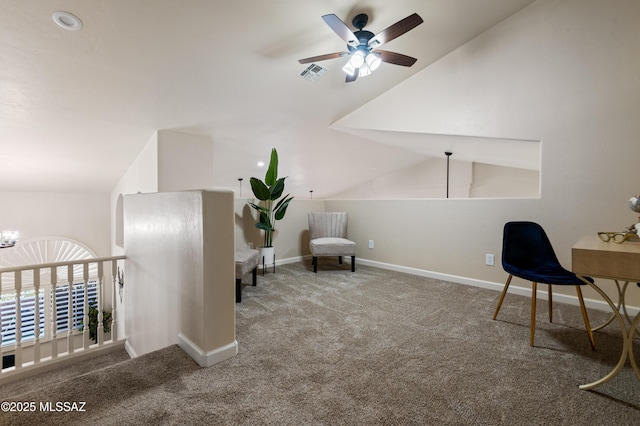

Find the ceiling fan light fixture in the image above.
[
  {"left": 349, "top": 50, "right": 366, "bottom": 68},
  {"left": 342, "top": 61, "right": 357, "bottom": 76},
  {"left": 299, "top": 12, "right": 423, "bottom": 82},
  {"left": 358, "top": 63, "right": 372, "bottom": 78},
  {"left": 366, "top": 52, "right": 382, "bottom": 71}
]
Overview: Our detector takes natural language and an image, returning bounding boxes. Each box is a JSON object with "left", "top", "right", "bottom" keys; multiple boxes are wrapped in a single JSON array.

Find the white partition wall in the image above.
[{"left": 123, "top": 190, "right": 236, "bottom": 366}]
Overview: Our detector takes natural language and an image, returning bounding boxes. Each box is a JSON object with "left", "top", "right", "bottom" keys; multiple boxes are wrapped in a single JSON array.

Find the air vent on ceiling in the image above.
[{"left": 299, "top": 63, "right": 328, "bottom": 82}]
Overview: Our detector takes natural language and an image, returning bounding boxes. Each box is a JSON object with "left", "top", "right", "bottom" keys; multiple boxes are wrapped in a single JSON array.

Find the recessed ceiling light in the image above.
[{"left": 52, "top": 11, "right": 83, "bottom": 31}]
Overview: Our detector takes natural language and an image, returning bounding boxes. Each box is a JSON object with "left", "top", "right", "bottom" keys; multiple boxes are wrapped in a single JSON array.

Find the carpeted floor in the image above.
[{"left": 1, "top": 261, "right": 639, "bottom": 425}]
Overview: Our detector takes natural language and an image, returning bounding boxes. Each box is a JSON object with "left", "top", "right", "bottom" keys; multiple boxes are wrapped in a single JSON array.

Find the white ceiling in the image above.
[{"left": 0, "top": 0, "right": 536, "bottom": 197}]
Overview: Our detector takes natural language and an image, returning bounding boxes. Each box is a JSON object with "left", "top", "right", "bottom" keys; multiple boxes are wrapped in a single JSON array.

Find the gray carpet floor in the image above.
[{"left": 1, "top": 261, "right": 639, "bottom": 425}]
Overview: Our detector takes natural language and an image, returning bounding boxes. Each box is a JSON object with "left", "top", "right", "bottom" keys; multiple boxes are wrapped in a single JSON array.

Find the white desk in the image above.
[{"left": 572, "top": 234, "right": 640, "bottom": 390}]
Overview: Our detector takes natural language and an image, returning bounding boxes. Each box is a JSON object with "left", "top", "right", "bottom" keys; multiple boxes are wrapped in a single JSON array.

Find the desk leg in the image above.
[
  {"left": 591, "top": 280, "right": 640, "bottom": 338},
  {"left": 578, "top": 277, "right": 630, "bottom": 390},
  {"left": 620, "top": 282, "right": 640, "bottom": 337},
  {"left": 590, "top": 280, "right": 623, "bottom": 332},
  {"left": 628, "top": 311, "right": 640, "bottom": 381}
]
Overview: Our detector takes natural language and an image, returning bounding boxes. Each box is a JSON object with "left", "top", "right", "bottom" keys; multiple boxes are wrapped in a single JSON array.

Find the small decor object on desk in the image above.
[
  {"left": 597, "top": 231, "right": 636, "bottom": 244},
  {"left": 249, "top": 148, "right": 294, "bottom": 271},
  {"left": 627, "top": 194, "right": 640, "bottom": 240},
  {"left": 628, "top": 195, "right": 640, "bottom": 214},
  {"left": 600, "top": 194, "right": 640, "bottom": 243}
]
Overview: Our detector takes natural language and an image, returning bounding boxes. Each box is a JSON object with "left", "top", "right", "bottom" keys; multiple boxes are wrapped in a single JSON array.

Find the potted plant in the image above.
[
  {"left": 80, "top": 298, "right": 112, "bottom": 343},
  {"left": 249, "top": 148, "right": 294, "bottom": 265}
]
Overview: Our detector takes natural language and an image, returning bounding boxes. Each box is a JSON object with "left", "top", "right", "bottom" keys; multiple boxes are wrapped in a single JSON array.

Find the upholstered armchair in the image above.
[{"left": 308, "top": 212, "right": 356, "bottom": 273}]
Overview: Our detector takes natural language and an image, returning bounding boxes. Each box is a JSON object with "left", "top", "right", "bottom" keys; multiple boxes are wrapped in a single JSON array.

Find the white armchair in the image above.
[{"left": 308, "top": 212, "right": 356, "bottom": 273}]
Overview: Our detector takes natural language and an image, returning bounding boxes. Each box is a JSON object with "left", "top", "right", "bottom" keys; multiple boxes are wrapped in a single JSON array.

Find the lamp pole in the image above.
[{"left": 445, "top": 152, "right": 452, "bottom": 199}]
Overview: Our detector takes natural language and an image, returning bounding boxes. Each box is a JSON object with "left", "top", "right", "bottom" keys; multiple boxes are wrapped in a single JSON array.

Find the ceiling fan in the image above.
[{"left": 298, "top": 12, "right": 423, "bottom": 83}]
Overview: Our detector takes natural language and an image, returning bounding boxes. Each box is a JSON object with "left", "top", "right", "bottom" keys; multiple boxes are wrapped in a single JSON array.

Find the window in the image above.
[
  {"left": 0, "top": 282, "right": 97, "bottom": 347},
  {"left": 0, "top": 237, "right": 103, "bottom": 348},
  {"left": 1, "top": 289, "right": 45, "bottom": 345},
  {"left": 54, "top": 282, "right": 98, "bottom": 333}
]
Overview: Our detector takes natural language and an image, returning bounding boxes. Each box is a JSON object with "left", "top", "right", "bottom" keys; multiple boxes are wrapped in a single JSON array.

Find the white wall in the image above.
[
  {"left": 332, "top": 158, "right": 539, "bottom": 200},
  {"left": 470, "top": 163, "right": 539, "bottom": 198},
  {"left": 0, "top": 192, "right": 110, "bottom": 257},
  {"left": 109, "top": 130, "right": 216, "bottom": 338},
  {"left": 109, "top": 132, "right": 160, "bottom": 338},
  {"left": 326, "top": 0, "right": 640, "bottom": 307},
  {"left": 124, "top": 190, "right": 236, "bottom": 364},
  {"left": 111, "top": 131, "right": 160, "bottom": 255},
  {"left": 158, "top": 130, "right": 214, "bottom": 192},
  {"left": 111, "top": 130, "right": 216, "bottom": 256},
  {"left": 332, "top": 158, "right": 473, "bottom": 199},
  {"left": 113, "top": 132, "right": 159, "bottom": 195}
]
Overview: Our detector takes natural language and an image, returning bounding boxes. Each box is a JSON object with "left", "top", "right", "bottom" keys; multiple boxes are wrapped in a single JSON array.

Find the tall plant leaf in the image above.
[
  {"left": 248, "top": 203, "right": 269, "bottom": 217},
  {"left": 270, "top": 177, "right": 286, "bottom": 200},
  {"left": 274, "top": 196, "right": 293, "bottom": 221},
  {"left": 250, "top": 177, "right": 270, "bottom": 201},
  {"left": 265, "top": 148, "right": 278, "bottom": 186},
  {"left": 255, "top": 222, "right": 273, "bottom": 232}
]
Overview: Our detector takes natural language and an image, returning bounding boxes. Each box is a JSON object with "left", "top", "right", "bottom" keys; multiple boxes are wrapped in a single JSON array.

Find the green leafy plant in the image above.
[
  {"left": 249, "top": 148, "right": 294, "bottom": 247},
  {"left": 80, "top": 298, "right": 112, "bottom": 343}
]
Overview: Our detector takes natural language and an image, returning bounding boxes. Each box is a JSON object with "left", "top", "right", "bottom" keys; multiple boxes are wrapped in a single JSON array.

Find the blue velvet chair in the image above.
[{"left": 492, "top": 221, "right": 596, "bottom": 348}]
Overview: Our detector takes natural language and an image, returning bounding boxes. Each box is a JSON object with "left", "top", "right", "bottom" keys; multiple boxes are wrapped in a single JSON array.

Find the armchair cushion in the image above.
[{"left": 309, "top": 237, "right": 356, "bottom": 256}]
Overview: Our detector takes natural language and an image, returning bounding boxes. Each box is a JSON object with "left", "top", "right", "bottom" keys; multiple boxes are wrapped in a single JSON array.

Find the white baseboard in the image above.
[
  {"left": 276, "top": 255, "right": 639, "bottom": 315},
  {"left": 124, "top": 340, "right": 138, "bottom": 359},
  {"left": 177, "top": 333, "right": 238, "bottom": 367},
  {"left": 356, "top": 258, "right": 640, "bottom": 315},
  {"left": 258, "top": 255, "right": 308, "bottom": 270}
]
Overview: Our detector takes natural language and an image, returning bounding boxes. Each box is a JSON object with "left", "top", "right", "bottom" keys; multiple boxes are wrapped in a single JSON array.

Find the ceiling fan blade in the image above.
[
  {"left": 322, "top": 14, "right": 359, "bottom": 47},
  {"left": 346, "top": 67, "right": 359, "bottom": 83},
  {"left": 376, "top": 50, "right": 418, "bottom": 67},
  {"left": 368, "top": 13, "right": 423, "bottom": 48},
  {"left": 298, "top": 51, "right": 350, "bottom": 64}
]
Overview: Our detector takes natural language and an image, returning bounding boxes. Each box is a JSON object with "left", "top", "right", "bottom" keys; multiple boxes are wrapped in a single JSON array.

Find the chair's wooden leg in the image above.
[
  {"left": 252, "top": 267, "right": 257, "bottom": 286},
  {"left": 548, "top": 285, "right": 553, "bottom": 323},
  {"left": 236, "top": 278, "right": 242, "bottom": 303},
  {"left": 313, "top": 256, "right": 317, "bottom": 273},
  {"left": 351, "top": 256, "right": 355, "bottom": 272},
  {"left": 576, "top": 286, "right": 596, "bottom": 350},
  {"left": 492, "top": 274, "right": 513, "bottom": 320},
  {"left": 530, "top": 282, "right": 537, "bottom": 347}
]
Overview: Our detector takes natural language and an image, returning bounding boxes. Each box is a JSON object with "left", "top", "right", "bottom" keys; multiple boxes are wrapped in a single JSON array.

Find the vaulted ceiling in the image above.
[{"left": 0, "top": 0, "right": 536, "bottom": 197}]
